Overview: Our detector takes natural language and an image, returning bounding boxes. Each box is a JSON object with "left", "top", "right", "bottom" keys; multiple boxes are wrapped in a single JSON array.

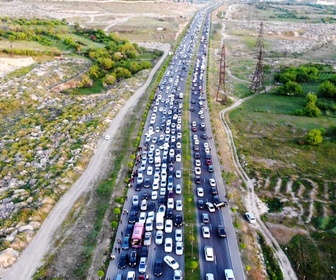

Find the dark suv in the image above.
[
  {"left": 174, "top": 214, "right": 183, "bottom": 227},
  {"left": 129, "top": 250, "right": 138, "bottom": 267}
]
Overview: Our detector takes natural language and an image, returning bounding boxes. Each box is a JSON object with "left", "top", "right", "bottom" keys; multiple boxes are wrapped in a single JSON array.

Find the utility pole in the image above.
[
  {"left": 216, "top": 44, "right": 227, "bottom": 103},
  {"left": 249, "top": 21, "right": 266, "bottom": 93}
]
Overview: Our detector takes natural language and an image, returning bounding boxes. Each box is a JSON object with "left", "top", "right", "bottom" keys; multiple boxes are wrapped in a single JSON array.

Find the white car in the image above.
[
  {"left": 155, "top": 230, "right": 164, "bottom": 245},
  {"left": 151, "top": 190, "right": 158, "bottom": 200},
  {"left": 147, "top": 211, "right": 155, "bottom": 221},
  {"left": 175, "top": 184, "right": 182, "bottom": 195},
  {"left": 173, "top": 269, "right": 183, "bottom": 280},
  {"left": 202, "top": 226, "right": 211, "bottom": 238},
  {"left": 160, "top": 187, "right": 166, "bottom": 196},
  {"left": 164, "top": 237, "right": 173, "bottom": 252},
  {"left": 204, "top": 246, "right": 215, "bottom": 261},
  {"left": 127, "top": 271, "right": 135, "bottom": 280},
  {"left": 144, "top": 232, "right": 152, "bottom": 246},
  {"left": 176, "top": 142, "right": 181, "bottom": 149},
  {"left": 147, "top": 166, "right": 153, "bottom": 176},
  {"left": 204, "top": 142, "right": 209, "bottom": 149},
  {"left": 209, "top": 178, "right": 216, "bottom": 187},
  {"left": 176, "top": 154, "right": 181, "bottom": 162},
  {"left": 139, "top": 212, "right": 146, "bottom": 223},
  {"left": 138, "top": 257, "right": 147, "bottom": 273},
  {"left": 167, "top": 198, "right": 174, "bottom": 209},
  {"left": 165, "top": 219, "right": 173, "bottom": 233},
  {"left": 194, "top": 139, "right": 199, "bottom": 145},
  {"left": 145, "top": 219, "right": 154, "bottom": 231},
  {"left": 245, "top": 212, "right": 256, "bottom": 223},
  {"left": 105, "top": 135, "right": 110, "bottom": 140},
  {"left": 176, "top": 200, "right": 183, "bottom": 211},
  {"left": 175, "top": 170, "right": 182, "bottom": 179},
  {"left": 197, "top": 187, "right": 204, "bottom": 197},
  {"left": 175, "top": 229, "right": 183, "bottom": 242},
  {"left": 175, "top": 241, "right": 184, "bottom": 256},
  {"left": 140, "top": 199, "right": 147, "bottom": 211},
  {"left": 224, "top": 269, "right": 235, "bottom": 280},
  {"left": 164, "top": 255, "right": 179, "bottom": 270},
  {"left": 206, "top": 202, "right": 216, "bottom": 213},
  {"left": 195, "top": 159, "right": 201, "bottom": 167},
  {"left": 195, "top": 167, "right": 201, "bottom": 175}
]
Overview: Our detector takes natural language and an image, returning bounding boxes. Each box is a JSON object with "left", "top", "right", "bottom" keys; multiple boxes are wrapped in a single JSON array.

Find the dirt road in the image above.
[{"left": 2, "top": 43, "right": 170, "bottom": 280}]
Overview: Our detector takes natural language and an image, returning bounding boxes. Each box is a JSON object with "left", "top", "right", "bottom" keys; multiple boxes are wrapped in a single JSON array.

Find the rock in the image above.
[
  {"left": 0, "top": 248, "right": 19, "bottom": 269},
  {"left": 18, "top": 225, "right": 34, "bottom": 233}
]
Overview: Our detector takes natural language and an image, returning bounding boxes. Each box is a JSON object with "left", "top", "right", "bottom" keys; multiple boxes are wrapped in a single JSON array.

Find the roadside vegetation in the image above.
[
  {"left": 0, "top": 16, "right": 161, "bottom": 267},
  {"left": 207, "top": 2, "right": 336, "bottom": 280}
]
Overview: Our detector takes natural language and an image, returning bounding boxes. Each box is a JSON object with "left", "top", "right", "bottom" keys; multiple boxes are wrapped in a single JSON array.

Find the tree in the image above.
[
  {"left": 278, "top": 81, "right": 303, "bottom": 96},
  {"left": 88, "top": 65, "right": 101, "bottom": 79},
  {"left": 188, "top": 260, "right": 198, "bottom": 271},
  {"left": 100, "top": 58, "right": 114, "bottom": 70},
  {"left": 306, "top": 129, "right": 323, "bottom": 145},
  {"left": 318, "top": 80, "right": 336, "bottom": 98},
  {"left": 113, "top": 207, "right": 121, "bottom": 216},
  {"left": 104, "top": 74, "right": 116, "bottom": 85},
  {"left": 97, "top": 270, "right": 104, "bottom": 279}
]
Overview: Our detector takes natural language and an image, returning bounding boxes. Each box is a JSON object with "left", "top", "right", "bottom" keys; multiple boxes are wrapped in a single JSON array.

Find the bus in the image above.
[{"left": 131, "top": 222, "right": 145, "bottom": 248}]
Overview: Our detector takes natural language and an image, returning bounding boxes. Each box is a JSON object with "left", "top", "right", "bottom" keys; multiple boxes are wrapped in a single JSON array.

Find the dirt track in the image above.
[{"left": 1, "top": 43, "right": 170, "bottom": 280}]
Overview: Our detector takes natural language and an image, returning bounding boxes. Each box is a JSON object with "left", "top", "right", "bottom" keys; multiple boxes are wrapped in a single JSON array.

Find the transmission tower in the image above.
[
  {"left": 216, "top": 44, "right": 227, "bottom": 103},
  {"left": 249, "top": 21, "right": 265, "bottom": 93}
]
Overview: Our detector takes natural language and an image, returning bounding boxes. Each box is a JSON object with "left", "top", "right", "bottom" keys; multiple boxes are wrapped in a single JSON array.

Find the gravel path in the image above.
[{"left": 2, "top": 43, "right": 170, "bottom": 280}]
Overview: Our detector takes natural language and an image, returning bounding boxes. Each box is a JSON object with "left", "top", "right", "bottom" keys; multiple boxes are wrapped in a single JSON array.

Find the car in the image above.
[
  {"left": 204, "top": 246, "right": 215, "bottom": 261},
  {"left": 194, "top": 176, "right": 201, "bottom": 184},
  {"left": 145, "top": 219, "right": 154, "bottom": 232},
  {"left": 206, "top": 159, "right": 212, "bottom": 165},
  {"left": 224, "top": 269, "right": 235, "bottom": 280},
  {"left": 175, "top": 170, "right": 182, "bottom": 179},
  {"left": 125, "top": 224, "right": 134, "bottom": 236},
  {"left": 202, "top": 226, "right": 211, "bottom": 238},
  {"left": 132, "top": 195, "right": 139, "bottom": 206},
  {"left": 192, "top": 126, "right": 197, "bottom": 132},
  {"left": 128, "top": 211, "right": 138, "bottom": 224},
  {"left": 158, "top": 205, "right": 166, "bottom": 215},
  {"left": 140, "top": 199, "right": 147, "bottom": 211},
  {"left": 214, "top": 200, "right": 228, "bottom": 209},
  {"left": 144, "top": 232, "right": 152, "bottom": 246},
  {"left": 175, "top": 229, "right": 183, "bottom": 242},
  {"left": 195, "top": 167, "right": 201, "bottom": 175},
  {"left": 140, "top": 246, "right": 148, "bottom": 258},
  {"left": 191, "top": 121, "right": 197, "bottom": 127},
  {"left": 211, "top": 187, "right": 218, "bottom": 195},
  {"left": 154, "top": 259, "right": 164, "bottom": 276},
  {"left": 147, "top": 211, "right": 155, "bottom": 221},
  {"left": 193, "top": 145, "right": 200, "bottom": 152},
  {"left": 139, "top": 257, "right": 147, "bottom": 273},
  {"left": 121, "top": 236, "right": 130, "bottom": 250},
  {"left": 208, "top": 165, "right": 214, "bottom": 173},
  {"left": 165, "top": 219, "right": 173, "bottom": 233},
  {"left": 176, "top": 154, "right": 182, "bottom": 162},
  {"left": 118, "top": 252, "right": 128, "bottom": 269},
  {"left": 194, "top": 152, "right": 200, "bottom": 159},
  {"left": 197, "top": 187, "right": 204, "bottom": 197},
  {"left": 167, "top": 198, "right": 174, "bottom": 209},
  {"left": 175, "top": 241, "right": 184, "bottom": 256},
  {"left": 174, "top": 214, "right": 183, "bottom": 227},
  {"left": 155, "top": 230, "right": 164, "bottom": 245},
  {"left": 164, "top": 237, "right": 173, "bottom": 252},
  {"left": 164, "top": 255, "right": 179, "bottom": 270},
  {"left": 209, "top": 178, "right": 216, "bottom": 187},
  {"left": 202, "top": 213, "right": 210, "bottom": 224},
  {"left": 173, "top": 269, "right": 183, "bottom": 280},
  {"left": 217, "top": 225, "right": 227, "bottom": 238},
  {"left": 195, "top": 159, "right": 201, "bottom": 167},
  {"left": 126, "top": 271, "right": 135, "bottom": 280},
  {"left": 144, "top": 178, "right": 151, "bottom": 188},
  {"left": 105, "top": 135, "right": 110, "bottom": 140},
  {"left": 205, "top": 273, "right": 214, "bottom": 280},
  {"left": 245, "top": 212, "right": 256, "bottom": 223},
  {"left": 129, "top": 250, "right": 138, "bottom": 267},
  {"left": 194, "top": 138, "right": 200, "bottom": 145},
  {"left": 160, "top": 187, "right": 166, "bottom": 196},
  {"left": 147, "top": 166, "right": 153, "bottom": 176},
  {"left": 202, "top": 133, "right": 207, "bottom": 139},
  {"left": 206, "top": 202, "right": 216, "bottom": 213},
  {"left": 151, "top": 191, "right": 158, "bottom": 200},
  {"left": 175, "top": 184, "right": 182, "bottom": 195},
  {"left": 176, "top": 200, "right": 183, "bottom": 211},
  {"left": 197, "top": 199, "right": 205, "bottom": 209},
  {"left": 139, "top": 212, "right": 146, "bottom": 223}
]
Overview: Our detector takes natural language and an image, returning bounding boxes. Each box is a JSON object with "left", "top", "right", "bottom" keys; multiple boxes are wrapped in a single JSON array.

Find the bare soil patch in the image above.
[{"left": 267, "top": 223, "right": 307, "bottom": 245}]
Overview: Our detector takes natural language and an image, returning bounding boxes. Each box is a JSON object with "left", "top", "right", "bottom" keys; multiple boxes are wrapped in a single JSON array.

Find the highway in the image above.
[{"left": 105, "top": 4, "right": 245, "bottom": 280}]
